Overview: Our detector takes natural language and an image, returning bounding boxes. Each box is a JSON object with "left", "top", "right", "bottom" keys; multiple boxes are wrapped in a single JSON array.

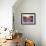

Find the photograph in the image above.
[{"left": 21, "top": 13, "right": 36, "bottom": 25}]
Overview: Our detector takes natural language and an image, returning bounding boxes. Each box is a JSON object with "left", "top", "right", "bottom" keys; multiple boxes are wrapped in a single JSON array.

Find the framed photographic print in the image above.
[{"left": 21, "top": 13, "right": 36, "bottom": 25}]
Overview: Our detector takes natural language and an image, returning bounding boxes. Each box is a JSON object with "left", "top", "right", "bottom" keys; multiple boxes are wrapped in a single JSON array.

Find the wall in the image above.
[
  {"left": 0, "top": 0, "right": 16, "bottom": 30},
  {"left": 13, "top": 0, "right": 41, "bottom": 46},
  {"left": 41, "top": 0, "right": 46, "bottom": 46}
]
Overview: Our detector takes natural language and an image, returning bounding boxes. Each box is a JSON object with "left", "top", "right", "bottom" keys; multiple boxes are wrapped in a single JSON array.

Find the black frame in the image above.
[{"left": 21, "top": 13, "right": 36, "bottom": 25}]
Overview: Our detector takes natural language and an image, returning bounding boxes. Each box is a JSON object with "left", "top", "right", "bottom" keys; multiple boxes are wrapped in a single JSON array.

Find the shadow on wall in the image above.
[{"left": 12, "top": 0, "right": 24, "bottom": 10}]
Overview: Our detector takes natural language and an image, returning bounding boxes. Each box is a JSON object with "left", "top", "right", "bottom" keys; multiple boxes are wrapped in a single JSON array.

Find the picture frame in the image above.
[{"left": 21, "top": 13, "right": 36, "bottom": 25}]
